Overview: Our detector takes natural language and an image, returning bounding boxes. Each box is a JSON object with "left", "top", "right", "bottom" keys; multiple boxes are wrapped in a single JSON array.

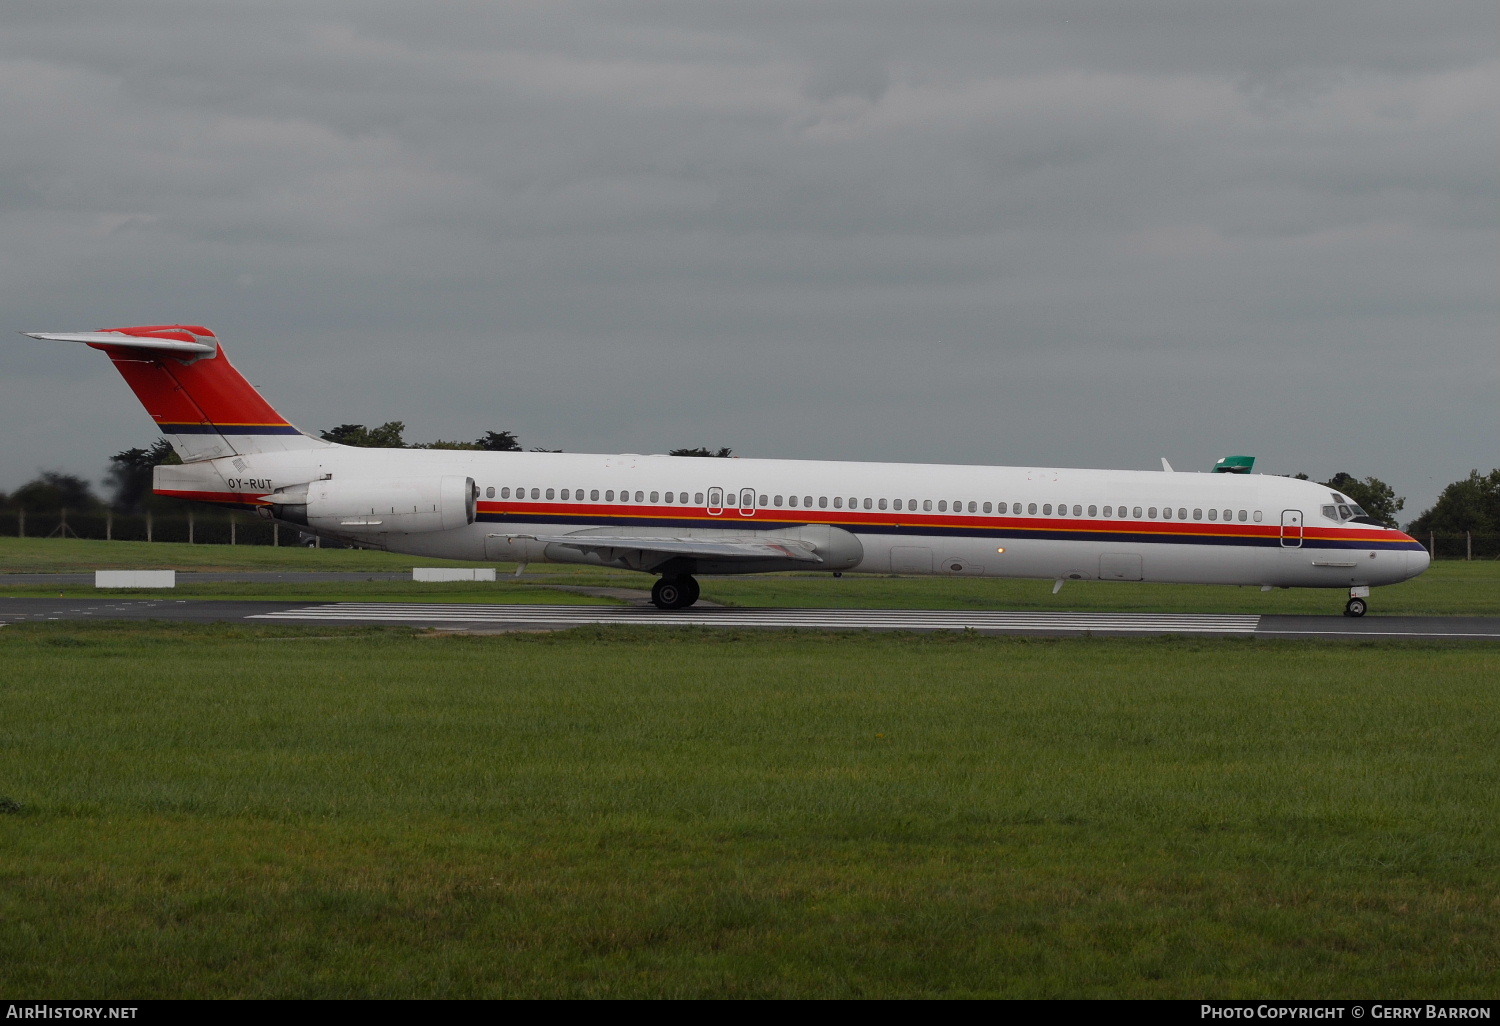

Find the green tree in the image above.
[
  {"left": 1322, "top": 473, "right": 1404, "bottom": 528},
  {"left": 1406, "top": 469, "right": 1500, "bottom": 535},
  {"left": 320, "top": 422, "right": 407, "bottom": 447},
  {"left": 107, "top": 439, "right": 180, "bottom": 512},
  {"left": 411, "top": 439, "right": 481, "bottom": 450},
  {"left": 9, "top": 471, "right": 104, "bottom": 512},
  {"left": 475, "top": 430, "right": 523, "bottom": 452},
  {"left": 669, "top": 447, "right": 734, "bottom": 458}
]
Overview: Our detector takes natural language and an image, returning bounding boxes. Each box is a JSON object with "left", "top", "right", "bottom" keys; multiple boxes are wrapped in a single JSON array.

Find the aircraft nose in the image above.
[{"left": 1405, "top": 540, "right": 1431, "bottom": 579}]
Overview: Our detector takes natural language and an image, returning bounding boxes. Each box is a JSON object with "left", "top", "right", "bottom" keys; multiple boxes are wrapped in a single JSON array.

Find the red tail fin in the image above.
[{"left": 24, "top": 324, "right": 328, "bottom": 461}]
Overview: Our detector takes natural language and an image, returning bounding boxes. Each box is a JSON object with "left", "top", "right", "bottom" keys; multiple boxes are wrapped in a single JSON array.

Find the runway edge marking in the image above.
[{"left": 248, "top": 603, "right": 1262, "bottom": 634}]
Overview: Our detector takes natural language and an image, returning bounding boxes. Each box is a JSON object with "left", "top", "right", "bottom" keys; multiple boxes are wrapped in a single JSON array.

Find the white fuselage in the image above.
[{"left": 156, "top": 446, "right": 1430, "bottom": 590}]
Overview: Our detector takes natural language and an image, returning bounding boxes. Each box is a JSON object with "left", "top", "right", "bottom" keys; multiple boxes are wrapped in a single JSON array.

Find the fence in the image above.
[
  {"left": 0, "top": 508, "right": 295, "bottom": 546},
  {"left": 1420, "top": 533, "right": 1499, "bottom": 560}
]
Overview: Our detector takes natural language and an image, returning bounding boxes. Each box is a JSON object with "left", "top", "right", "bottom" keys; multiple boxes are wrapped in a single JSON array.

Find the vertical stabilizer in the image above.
[{"left": 22, "top": 325, "right": 330, "bottom": 461}]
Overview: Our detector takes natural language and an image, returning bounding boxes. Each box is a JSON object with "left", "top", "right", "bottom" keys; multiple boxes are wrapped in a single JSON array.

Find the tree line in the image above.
[{"left": 0, "top": 426, "right": 734, "bottom": 515}]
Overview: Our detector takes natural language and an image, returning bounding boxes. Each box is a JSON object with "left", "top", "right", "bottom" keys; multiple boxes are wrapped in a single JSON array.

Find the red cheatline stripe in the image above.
[
  {"left": 155, "top": 490, "right": 271, "bottom": 504},
  {"left": 476, "top": 500, "right": 1409, "bottom": 540}
]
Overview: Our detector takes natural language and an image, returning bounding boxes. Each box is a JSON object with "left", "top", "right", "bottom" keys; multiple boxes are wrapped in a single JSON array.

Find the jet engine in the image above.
[{"left": 261, "top": 476, "right": 477, "bottom": 535}]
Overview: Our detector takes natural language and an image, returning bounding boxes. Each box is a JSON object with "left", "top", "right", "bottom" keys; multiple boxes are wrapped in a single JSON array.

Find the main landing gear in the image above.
[{"left": 651, "top": 574, "right": 700, "bottom": 610}]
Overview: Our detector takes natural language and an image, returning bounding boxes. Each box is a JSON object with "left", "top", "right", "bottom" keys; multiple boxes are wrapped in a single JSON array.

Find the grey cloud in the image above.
[{"left": 1, "top": 2, "right": 1494, "bottom": 515}]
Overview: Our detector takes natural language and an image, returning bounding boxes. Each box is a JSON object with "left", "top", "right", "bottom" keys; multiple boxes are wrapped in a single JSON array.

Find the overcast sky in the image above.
[{"left": 3, "top": 1, "right": 1495, "bottom": 519}]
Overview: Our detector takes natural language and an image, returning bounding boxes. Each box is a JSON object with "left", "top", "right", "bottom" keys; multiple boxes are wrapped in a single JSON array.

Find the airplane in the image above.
[{"left": 21, "top": 324, "right": 1430, "bottom": 616}]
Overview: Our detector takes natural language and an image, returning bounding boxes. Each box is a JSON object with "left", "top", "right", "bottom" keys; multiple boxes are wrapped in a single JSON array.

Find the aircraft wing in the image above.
[{"left": 492, "top": 531, "right": 824, "bottom": 563}]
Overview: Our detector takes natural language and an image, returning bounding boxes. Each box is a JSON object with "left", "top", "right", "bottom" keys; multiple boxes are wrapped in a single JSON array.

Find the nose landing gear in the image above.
[
  {"left": 651, "top": 574, "right": 701, "bottom": 610},
  {"left": 1344, "top": 586, "right": 1370, "bottom": 618}
]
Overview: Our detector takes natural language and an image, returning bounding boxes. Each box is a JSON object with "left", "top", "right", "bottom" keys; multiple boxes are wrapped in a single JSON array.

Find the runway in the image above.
[{"left": 2, "top": 598, "right": 1498, "bottom": 639}]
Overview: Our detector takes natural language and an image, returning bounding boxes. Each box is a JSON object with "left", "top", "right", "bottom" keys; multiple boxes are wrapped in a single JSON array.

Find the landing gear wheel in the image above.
[
  {"left": 1344, "top": 596, "right": 1368, "bottom": 618},
  {"left": 651, "top": 575, "right": 700, "bottom": 610}
]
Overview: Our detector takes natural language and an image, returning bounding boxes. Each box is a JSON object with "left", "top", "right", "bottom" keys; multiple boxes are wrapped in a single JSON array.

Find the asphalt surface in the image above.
[
  {"left": 0, "top": 572, "right": 413, "bottom": 585},
  {"left": 1, "top": 597, "right": 1496, "bottom": 639}
]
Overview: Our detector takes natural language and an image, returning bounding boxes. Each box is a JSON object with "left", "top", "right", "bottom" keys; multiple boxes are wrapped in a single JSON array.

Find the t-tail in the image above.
[{"left": 22, "top": 325, "right": 329, "bottom": 462}]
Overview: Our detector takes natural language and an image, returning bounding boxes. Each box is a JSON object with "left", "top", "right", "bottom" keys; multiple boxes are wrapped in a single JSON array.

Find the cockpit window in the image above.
[{"left": 1322, "top": 502, "right": 1371, "bottom": 523}]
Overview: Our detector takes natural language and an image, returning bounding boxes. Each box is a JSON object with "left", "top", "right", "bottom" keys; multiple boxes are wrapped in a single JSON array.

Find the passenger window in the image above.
[
  {"left": 605, "top": 490, "right": 615, "bottom": 502},
  {"left": 759, "top": 494, "right": 768, "bottom": 506},
  {"left": 591, "top": 489, "right": 600, "bottom": 501},
  {"left": 531, "top": 488, "right": 541, "bottom": 500},
  {"left": 633, "top": 491, "right": 643, "bottom": 503},
  {"left": 773, "top": 495, "right": 783, "bottom": 507},
  {"left": 1253, "top": 511, "right": 1263, "bottom": 522},
  {"left": 1193, "top": 509, "right": 1202, "bottom": 520},
  {"left": 1028, "top": 503, "right": 1037, "bottom": 515},
  {"left": 544, "top": 488, "right": 554, "bottom": 500},
  {"left": 1043, "top": 504, "right": 1052, "bottom": 515},
  {"left": 663, "top": 491, "right": 673, "bottom": 504},
  {"left": 485, "top": 486, "right": 494, "bottom": 499},
  {"left": 924, "top": 500, "right": 933, "bottom": 512},
  {"left": 1223, "top": 509, "right": 1232, "bottom": 522},
  {"left": 1103, "top": 505, "right": 1112, "bottom": 517},
  {"left": 819, "top": 497, "right": 828, "bottom": 508},
  {"left": 1148, "top": 507, "right": 1157, "bottom": 518},
  {"left": 863, "top": 498, "right": 872, "bottom": 510},
  {"left": 1132, "top": 506, "right": 1143, "bottom": 518},
  {"left": 1178, "top": 508, "right": 1187, "bottom": 520},
  {"left": 1071, "top": 504, "right": 1079, "bottom": 516},
  {"left": 804, "top": 496, "right": 812, "bottom": 507},
  {"left": 893, "top": 499, "right": 903, "bottom": 511},
  {"left": 983, "top": 502, "right": 992, "bottom": 514},
  {"left": 938, "top": 500, "right": 948, "bottom": 512},
  {"left": 834, "top": 497, "right": 843, "bottom": 509},
  {"left": 878, "top": 498, "right": 887, "bottom": 510},
  {"left": 500, "top": 487, "right": 510, "bottom": 499},
  {"left": 694, "top": 492, "right": 704, "bottom": 504},
  {"left": 1238, "top": 510, "right": 1247, "bottom": 522},
  {"left": 1088, "top": 505, "right": 1097, "bottom": 517},
  {"left": 788, "top": 495, "right": 798, "bottom": 507},
  {"left": 996, "top": 502, "right": 1006, "bottom": 514},
  {"left": 1208, "top": 509, "right": 1218, "bottom": 521},
  {"left": 1163, "top": 507, "right": 1172, "bottom": 520},
  {"left": 848, "top": 497, "right": 856, "bottom": 508}
]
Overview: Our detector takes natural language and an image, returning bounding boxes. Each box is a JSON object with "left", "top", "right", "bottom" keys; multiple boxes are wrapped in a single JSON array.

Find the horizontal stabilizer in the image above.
[{"left": 23, "top": 329, "right": 216, "bottom": 354}]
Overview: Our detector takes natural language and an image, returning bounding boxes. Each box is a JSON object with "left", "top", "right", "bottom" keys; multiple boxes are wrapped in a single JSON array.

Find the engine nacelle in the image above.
[{"left": 265, "top": 476, "right": 477, "bottom": 536}]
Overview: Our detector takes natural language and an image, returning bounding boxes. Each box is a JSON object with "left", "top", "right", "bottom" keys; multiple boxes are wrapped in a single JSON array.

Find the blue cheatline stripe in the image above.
[
  {"left": 157, "top": 423, "right": 304, "bottom": 435},
  {"left": 474, "top": 512, "right": 1424, "bottom": 551}
]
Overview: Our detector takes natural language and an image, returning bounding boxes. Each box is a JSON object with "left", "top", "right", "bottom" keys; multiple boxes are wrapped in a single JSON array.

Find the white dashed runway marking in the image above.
[{"left": 249, "top": 602, "right": 1262, "bottom": 635}]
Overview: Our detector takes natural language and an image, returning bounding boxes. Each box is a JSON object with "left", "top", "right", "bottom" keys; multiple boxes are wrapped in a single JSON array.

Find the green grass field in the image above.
[
  {"left": 2, "top": 537, "right": 1496, "bottom": 613},
  {"left": 1, "top": 623, "right": 1496, "bottom": 998}
]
